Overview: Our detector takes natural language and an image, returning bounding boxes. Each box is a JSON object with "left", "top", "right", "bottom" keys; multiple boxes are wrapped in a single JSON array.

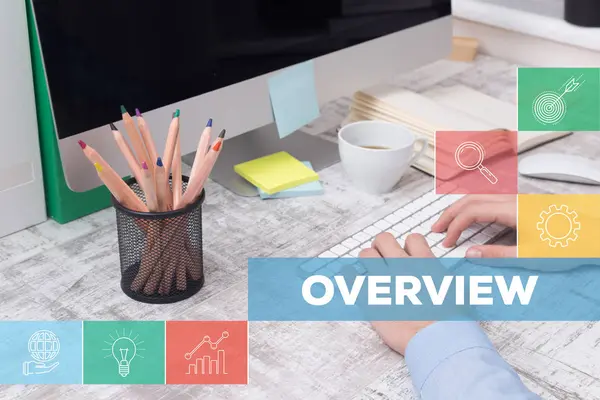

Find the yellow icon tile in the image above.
[{"left": 518, "top": 194, "right": 600, "bottom": 257}]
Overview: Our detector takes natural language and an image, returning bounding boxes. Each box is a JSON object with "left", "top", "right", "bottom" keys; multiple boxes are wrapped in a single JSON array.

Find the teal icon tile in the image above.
[
  {"left": 83, "top": 321, "right": 165, "bottom": 384},
  {"left": 0, "top": 321, "right": 83, "bottom": 384},
  {"left": 518, "top": 67, "right": 600, "bottom": 131}
]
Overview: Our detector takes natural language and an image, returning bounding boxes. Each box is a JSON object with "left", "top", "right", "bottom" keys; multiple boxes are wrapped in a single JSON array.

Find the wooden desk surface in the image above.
[{"left": 0, "top": 55, "right": 598, "bottom": 399}]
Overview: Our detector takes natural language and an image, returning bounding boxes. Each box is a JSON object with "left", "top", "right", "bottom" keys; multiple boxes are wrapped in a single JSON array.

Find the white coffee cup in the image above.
[{"left": 338, "top": 121, "right": 428, "bottom": 194}]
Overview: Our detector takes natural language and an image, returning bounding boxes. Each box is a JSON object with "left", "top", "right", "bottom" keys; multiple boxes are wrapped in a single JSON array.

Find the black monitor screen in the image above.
[{"left": 31, "top": 0, "right": 451, "bottom": 139}]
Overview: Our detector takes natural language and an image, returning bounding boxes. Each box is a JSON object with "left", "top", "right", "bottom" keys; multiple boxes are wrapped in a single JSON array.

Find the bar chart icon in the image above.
[{"left": 184, "top": 331, "right": 229, "bottom": 376}]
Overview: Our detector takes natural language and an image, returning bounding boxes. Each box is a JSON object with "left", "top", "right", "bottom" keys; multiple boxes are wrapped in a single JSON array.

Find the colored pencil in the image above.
[
  {"left": 155, "top": 157, "right": 172, "bottom": 211},
  {"left": 110, "top": 123, "right": 142, "bottom": 186},
  {"left": 188, "top": 118, "right": 212, "bottom": 185},
  {"left": 140, "top": 161, "right": 159, "bottom": 212},
  {"left": 78, "top": 140, "right": 147, "bottom": 211},
  {"left": 93, "top": 162, "right": 148, "bottom": 212},
  {"left": 135, "top": 108, "right": 159, "bottom": 178},
  {"left": 178, "top": 129, "right": 226, "bottom": 208},
  {"left": 172, "top": 136, "right": 183, "bottom": 206},
  {"left": 120, "top": 105, "right": 150, "bottom": 165},
  {"left": 162, "top": 109, "right": 180, "bottom": 173}
]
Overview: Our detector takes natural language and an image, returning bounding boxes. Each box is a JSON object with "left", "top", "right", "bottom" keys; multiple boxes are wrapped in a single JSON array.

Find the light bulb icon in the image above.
[
  {"left": 103, "top": 329, "right": 145, "bottom": 378},
  {"left": 112, "top": 337, "right": 136, "bottom": 377}
]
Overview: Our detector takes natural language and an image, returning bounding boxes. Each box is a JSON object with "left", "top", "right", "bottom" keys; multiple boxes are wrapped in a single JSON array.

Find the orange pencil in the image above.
[
  {"left": 135, "top": 108, "right": 158, "bottom": 177},
  {"left": 120, "top": 105, "right": 150, "bottom": 165},
  {"left": 93, "top": 163, "right": 148, "bottom": 212},
  {"left": 178, "top": 129, "right": 226, "bottom": 208},
  {"left": 110, "top": 123, "right": 142, "bottom": 185},
  {"left": 188, "top": 118, "right": 212, "bottom": 186},
  {"left": 172, "top": 136, "right": 183, "bottom": 207}
]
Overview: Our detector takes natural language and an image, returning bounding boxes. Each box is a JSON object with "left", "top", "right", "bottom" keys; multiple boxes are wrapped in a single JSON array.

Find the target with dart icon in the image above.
[{"left": 531, "top": 76, "right": 584, "bottom": 125}]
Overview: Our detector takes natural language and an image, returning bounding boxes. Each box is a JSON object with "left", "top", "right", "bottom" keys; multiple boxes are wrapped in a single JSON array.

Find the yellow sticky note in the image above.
[
  {"left": 234, "top": 152, "right": 319, "bottom": 195},
  {"left": 518, "top": 194, "right": 600, "bottom": 257}
]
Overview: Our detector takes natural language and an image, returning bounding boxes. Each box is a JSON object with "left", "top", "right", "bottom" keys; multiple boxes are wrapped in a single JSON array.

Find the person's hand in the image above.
[
  {"left": 359, "top": 232, "right": 434, "bottom": 355},
  {"left": 431, "top": 195, "right": 517, "bottom": 258}
]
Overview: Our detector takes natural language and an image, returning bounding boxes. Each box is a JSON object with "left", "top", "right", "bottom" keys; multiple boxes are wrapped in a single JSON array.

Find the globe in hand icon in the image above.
[{"left": 22, "top": 330, "right": 60, "bottom": 376}]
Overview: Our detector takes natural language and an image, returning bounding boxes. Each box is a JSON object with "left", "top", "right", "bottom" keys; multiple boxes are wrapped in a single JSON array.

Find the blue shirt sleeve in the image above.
[{"left": 404, "top": 321, "right": 541, "bottom": 400}]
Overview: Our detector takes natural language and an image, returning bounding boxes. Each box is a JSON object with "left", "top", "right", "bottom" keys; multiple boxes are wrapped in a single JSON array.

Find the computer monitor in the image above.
[{"left": 30, "top": 0, "right": 452, "bottom": 195}]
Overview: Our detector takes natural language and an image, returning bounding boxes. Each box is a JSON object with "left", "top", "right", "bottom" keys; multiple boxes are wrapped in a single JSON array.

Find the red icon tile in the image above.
[
  {"left": 435, "top": 130, "right": 518, "bottom": 194},
  {"left": 166, "top": 321, "right": 248, "bottom": 385}
]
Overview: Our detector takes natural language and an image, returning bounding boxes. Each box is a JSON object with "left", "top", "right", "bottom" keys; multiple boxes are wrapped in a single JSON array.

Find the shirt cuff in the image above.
[{"left": 404, "top": 321, "right": 496, "bottom": 392}]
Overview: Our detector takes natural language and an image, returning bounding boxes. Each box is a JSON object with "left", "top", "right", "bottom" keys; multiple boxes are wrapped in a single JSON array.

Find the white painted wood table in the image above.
[{"left": 0, "top": 55, "right": 599, "bottom": 399}]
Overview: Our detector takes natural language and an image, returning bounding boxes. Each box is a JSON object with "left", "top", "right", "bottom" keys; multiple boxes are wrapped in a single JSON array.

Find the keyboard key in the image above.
[
  {"left": 484, "top": 223, "right": 506, "bottom": 235},
  {"left": 393, "top": 208, "right": 411, "bottom": 220},
  {"left": 404, "top": 201, "right": 421, "bottom": 212},
  {"left": 413, "top": 225, "right": 430, "bottom": 235},
  {"left": 412, "top": 211, "right": 428, "bottom": 223},
  {"left": 315, "top": 267, "right": 335, "bottom": 278},
  {"left": 319, "top": 251, "right": 336, "bottom": 258},
  {"left": 403, "top": 217, "right": 419, "bottom": 228},
  {"left": 327, "top": 261, "right": 344, "bottom": 274},
  {"left": 363, "top": 225, "right": 381, "bottom": 237},
  {"left": 426, "top": 235, "right": 439, "bottom": 247},
  {"left": 392, "top": 222, "right": 409, "bottom": 234},
  {"left": 432, "top": 247, "right": 447, "bottom": 257},
  {"left": 427, "top": 232, "right": 445, "bottom": 244},
  {"left": 360, "top": 242, "right": 371, "bottom": 250},
  {"left": 341, "top": 238, "right": 360, "bottom": 250},
  {"left": 374, "top": 219, "right": 392, "bottom": 230},
  {"left": 383, "top": 213, "right": 403, "bottom": 225},
  {"left": 420, "top": 205, "right": 438, "bottom": 219},
  {"left": 456, "top": 230, "right": 474, "bottom": 245},
  {"left": 471, "top": 232, "right": 491, "bottom": 245},
  {"left": 430, "top": 199, "right": 446, "bottom": 212},
  {"left": 330, "top": 244, "right": 349, "bottom": 256},
  {"left": 421, "top": 218, "right": 436, "bottom": 231},
  {"left": 349, "top": 248, "right": 361, "bottom": 257},
  {"left": 353, "top": 262, "right": 367, "bottom": 275},
  {"left": 299, "top": 260, "right": 323, "bottom": 274},
  {"left": 353, "top": 231, "right": 371, "bottom": 243}
]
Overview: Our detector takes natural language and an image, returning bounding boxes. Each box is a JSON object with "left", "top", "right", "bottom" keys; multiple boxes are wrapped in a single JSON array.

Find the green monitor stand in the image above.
[{"left": 26, "top": 0, "right": 112, "bottom": 223}]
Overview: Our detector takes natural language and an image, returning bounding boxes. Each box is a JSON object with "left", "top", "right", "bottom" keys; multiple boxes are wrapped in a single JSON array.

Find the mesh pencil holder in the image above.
[{"left": 112, "top": 176, "right": 205, "bottom": 304}]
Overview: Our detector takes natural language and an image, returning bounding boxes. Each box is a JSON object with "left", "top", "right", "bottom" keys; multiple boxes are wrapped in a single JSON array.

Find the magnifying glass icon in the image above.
[{"left": 454, "top": 141, "right": 498, "bottom": 184}]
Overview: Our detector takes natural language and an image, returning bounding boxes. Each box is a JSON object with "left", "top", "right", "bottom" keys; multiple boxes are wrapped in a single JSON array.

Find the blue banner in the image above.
[{"left": 247, "top": 258, "right": 600, "bottom": 321}]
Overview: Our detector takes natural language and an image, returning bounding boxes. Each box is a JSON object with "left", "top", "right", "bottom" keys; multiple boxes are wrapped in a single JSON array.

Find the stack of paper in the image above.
[
  {"left": 345, "top": 84, "right": 571, "bottom": 176},
  {"left": 234, "top": 152, "right": 323, "bottom": 198}
]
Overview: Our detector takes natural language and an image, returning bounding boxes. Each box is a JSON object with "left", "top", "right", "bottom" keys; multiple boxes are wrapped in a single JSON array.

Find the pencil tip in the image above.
[
  {"left": 94, "top": 163, "right": 103, "bottom": 172},
  {"left": 77, "top": 140, "right": 86, "bottom": 149},
  {"left": 141, "top": 161, "right": 148, "bottom": 170},
  {"left": 206, "top": 118, "right": 213, "bottom": 127},
  {"left": 120, "top": 105, "right": 127, "bottom": 114},
  {"left": 218, "top": 129, "right": 226, "bottom": 139},
  {"left": 109, "top": 123, "right": 117, "bottom": 131},
  {"left": 135, "top": 108, "right": 142, "bottom": 117},
  {"left": 156, "top": 157, "right": 163, "bottom": 167},
  {"left": 173, "top": 109, "right": 180, "bottom": 118}
]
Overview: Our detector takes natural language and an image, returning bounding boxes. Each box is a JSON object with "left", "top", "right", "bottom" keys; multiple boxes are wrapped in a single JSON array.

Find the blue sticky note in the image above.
[
  {"left": 259, "top": 161, "right": 324, "bottom": 199},
  {"left": 267, "top": 60, "right": 321, "bottom": 138},
  {"left": 0, "top": 321, "right": 83, "bottom": 384}
]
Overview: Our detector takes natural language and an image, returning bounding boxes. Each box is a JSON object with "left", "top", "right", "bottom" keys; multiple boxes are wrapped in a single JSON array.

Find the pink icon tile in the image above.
[{"left": 435, "top": 130, "right": 518, "bottom": 195}]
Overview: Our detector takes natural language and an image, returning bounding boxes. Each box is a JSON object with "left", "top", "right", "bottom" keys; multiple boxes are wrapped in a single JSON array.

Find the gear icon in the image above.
[{"left": 536, "top": 204, "right": 581, "bottom": 248}]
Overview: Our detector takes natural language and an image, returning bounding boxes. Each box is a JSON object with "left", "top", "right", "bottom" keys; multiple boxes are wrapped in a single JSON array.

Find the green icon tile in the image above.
[
  {"left": 83, "top": 321, "right": 165, "bottom": 384},
  {"left": 518, "top": 68, "right": 600, "bottom": 131}
]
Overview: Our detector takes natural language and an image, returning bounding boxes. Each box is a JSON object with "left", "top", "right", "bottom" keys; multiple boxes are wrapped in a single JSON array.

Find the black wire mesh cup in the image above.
[{"left": 112, "top": 176, "right": 205, "bottom": 304}]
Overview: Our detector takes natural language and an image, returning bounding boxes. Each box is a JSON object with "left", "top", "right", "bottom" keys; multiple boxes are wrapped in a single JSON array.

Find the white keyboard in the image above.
[{"left": 304, "top": 187, "right": 509, "bottom": 276}]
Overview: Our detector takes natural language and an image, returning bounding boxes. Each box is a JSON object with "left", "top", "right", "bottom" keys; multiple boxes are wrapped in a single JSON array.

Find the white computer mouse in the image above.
[{"left": 518, "top": 153, "right": 600, "bottom": 185}]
